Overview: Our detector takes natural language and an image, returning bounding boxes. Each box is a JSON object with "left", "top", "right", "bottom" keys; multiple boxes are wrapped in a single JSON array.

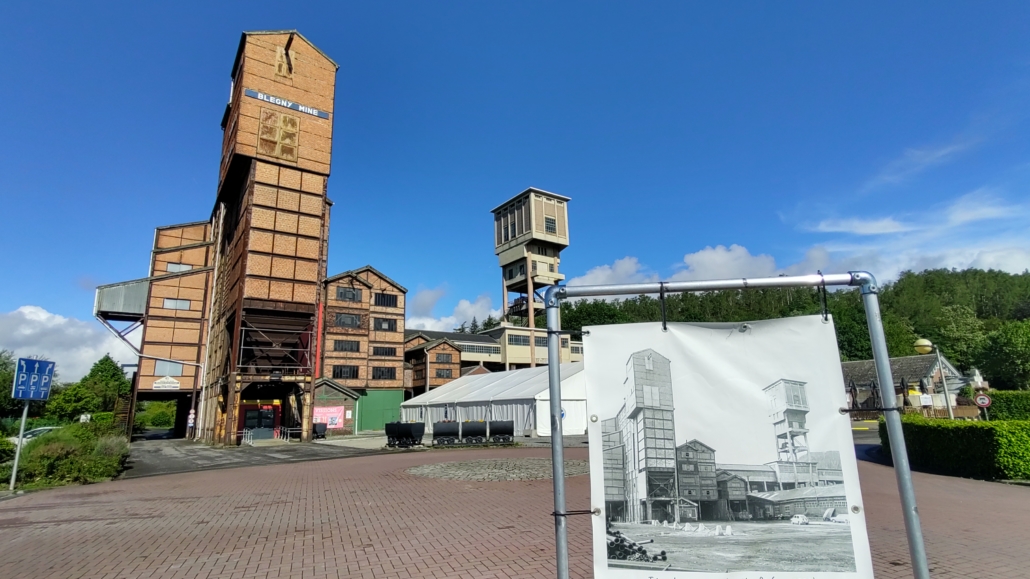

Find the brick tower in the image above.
[{"left": 201, "top": 31, "right": 338, "bottom": 444}]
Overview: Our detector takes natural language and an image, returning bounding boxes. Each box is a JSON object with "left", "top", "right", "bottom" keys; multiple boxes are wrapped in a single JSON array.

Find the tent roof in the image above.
[{"left": 401, "top": 362, "right": 584, "bottom": 406}]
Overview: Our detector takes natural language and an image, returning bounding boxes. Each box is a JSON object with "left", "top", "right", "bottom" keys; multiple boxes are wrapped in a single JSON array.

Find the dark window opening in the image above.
[
  {"left": 372, "top": 367, "right": 396, "bottom": 380},
  {"left": 374, "top": 293, "right": 398, "bottom": 308},
  {"left": 334, "top": 340, "right": 360, "bottom": 352},
  {"left": 332, "top": 365, "right": 359, "bottom": 379}
]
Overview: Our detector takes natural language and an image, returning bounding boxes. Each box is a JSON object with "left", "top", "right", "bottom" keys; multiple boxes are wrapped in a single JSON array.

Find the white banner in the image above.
[{"left": 585, "top": 316, "right": 874, "bottom": 579}]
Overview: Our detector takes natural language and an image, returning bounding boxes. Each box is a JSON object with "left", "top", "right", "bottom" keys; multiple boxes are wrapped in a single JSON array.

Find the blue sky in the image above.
[{"left": 2, "top": 2, "right": 1029, "bottom": 378}]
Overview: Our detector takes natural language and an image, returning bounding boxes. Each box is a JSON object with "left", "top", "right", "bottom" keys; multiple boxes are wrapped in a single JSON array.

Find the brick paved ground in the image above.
[{"left": 0, "top": 447, "right": 1026, "bottom": 578}]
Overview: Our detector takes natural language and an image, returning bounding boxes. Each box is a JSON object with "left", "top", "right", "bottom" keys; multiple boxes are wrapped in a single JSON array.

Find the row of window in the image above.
[
  {"left": 332, "top": 365, "right": 397, "bottom": 380},
  {"left": 332, "top": 341, "right": 400, "bottom": 357},
  {"left": 335, "top": 288, "right": 401, "bottom": 308},
  {"left": 334, "top": 314, "right": 399, "bottom": 332},
  {"left": 506, "top": 335, "right": 571, "bottom": 348},
  {"left": 460, "top": 344, "right": 502, "bottom": 355}
]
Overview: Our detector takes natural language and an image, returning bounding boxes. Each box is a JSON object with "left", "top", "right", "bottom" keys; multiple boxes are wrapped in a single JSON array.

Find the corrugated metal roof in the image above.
[{"left": 401, "top": 363, "right": 583, "bottom": 406}]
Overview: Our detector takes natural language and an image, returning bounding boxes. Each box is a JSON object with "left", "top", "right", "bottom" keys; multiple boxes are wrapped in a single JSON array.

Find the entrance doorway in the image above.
[{"left": 243, "top": 407, "right": 276, "bottom": 439}]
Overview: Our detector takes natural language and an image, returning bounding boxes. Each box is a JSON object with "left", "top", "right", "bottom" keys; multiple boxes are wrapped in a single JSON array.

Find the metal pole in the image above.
[
  {"left": 856, "top": 273, "right": 931, "bottom": 579},
  {"left": 935, "top": 346, "right": 954, "bottom": 420},
  {"left": 9, "top": 400, "right": 29, "bottom": 491},
  {"left": 544, "top": 285, "right": 569, "bottom": 579}
]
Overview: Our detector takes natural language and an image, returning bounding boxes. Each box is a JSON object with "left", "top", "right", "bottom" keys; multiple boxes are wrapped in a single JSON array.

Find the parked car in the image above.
[
  {"left": 790, "top": 514, "right": 809, "bottom": 525},
  {"left": 830, "top": 515, "right": 850, "bottom": 524},
  {"left": 7, "top": 427, "right": 61, "bottom": 447}
]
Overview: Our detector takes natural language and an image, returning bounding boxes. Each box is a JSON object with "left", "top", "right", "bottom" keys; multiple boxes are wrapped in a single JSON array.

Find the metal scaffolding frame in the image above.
[{"left": 543, "top": 271, "right": 930, "bottom": 579}]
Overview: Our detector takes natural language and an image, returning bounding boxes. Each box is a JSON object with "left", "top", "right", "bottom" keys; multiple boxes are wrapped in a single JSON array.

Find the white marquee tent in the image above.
[{"left": 400, "top": 363, "right": 587, "bottom": 437}]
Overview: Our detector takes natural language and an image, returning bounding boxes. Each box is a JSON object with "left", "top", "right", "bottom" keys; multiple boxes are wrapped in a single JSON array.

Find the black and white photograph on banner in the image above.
[{"left": 584, "top": 316, "right": 874, "bottom": 579}]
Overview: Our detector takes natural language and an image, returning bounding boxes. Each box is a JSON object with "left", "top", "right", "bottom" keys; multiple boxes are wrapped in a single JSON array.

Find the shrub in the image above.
[
  {"left": 985, "top": 391, "right": 1030, "bottom": 421},
  {"left": 0, "top": 438, "right": 15, "bottom": 463},
  {"left": 880, "top": 415, "right": 1030, "bottom": 480},
  {"left": 13, "top": 424, "right": 129, "bottom": 486},
  {"left": 91, "top": 412, "right": 114, "bottom": 425},
  {"left": 148, "top": 409, "right": 174, "bottom": 428}
]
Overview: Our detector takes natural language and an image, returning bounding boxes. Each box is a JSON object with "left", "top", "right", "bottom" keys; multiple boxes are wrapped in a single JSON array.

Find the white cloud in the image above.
[
  {"left": 670, "top": 245, "right": 777, "bottom": 280},
  {"left": 814, "top": 217, "right": 916, "bottom": 236},
  {"left": 0, "top": 306, "right": 138, "bottom": 382},
  {"left": 566, "top": 257, "right": 658, "bottom": 287},
  {"left": 945, "top": 188, "right": 1018, "bottom": 226},
  {"left": 406, "top": 290, "right": 502, "bottom": 332},
  {"left": 863, "top": 141, "right": 973, "bottom": 190},
  {"left": 408, "top": 286, "right": 447, "bottom": 318}
]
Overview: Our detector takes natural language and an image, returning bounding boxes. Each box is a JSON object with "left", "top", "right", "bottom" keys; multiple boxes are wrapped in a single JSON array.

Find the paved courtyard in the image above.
[{"left": 0, "top": 446, "right": 1027, "bottom": 579}]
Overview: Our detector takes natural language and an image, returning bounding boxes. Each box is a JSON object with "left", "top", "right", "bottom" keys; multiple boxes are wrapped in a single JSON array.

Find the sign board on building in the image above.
[
  {"left": 974, "top": 394, "right": 992, "bottom": 408},
  {"left": 313, "top": 406, "right": 346, "bottom": 429},
  {"left": 11, "top": 358, "right": 55, "bottom": 401},
  {"left": 153, "top": 376, "right": 181, "bottom": 390},
  {"left": 584, "top": 317, "right": 874, "bottom": 578},
  {"left": 919, "top": 394, "right": 933, "bottom": 407},
  {"left": 244, "top": 89, "right": 329, "bottom": 119}
]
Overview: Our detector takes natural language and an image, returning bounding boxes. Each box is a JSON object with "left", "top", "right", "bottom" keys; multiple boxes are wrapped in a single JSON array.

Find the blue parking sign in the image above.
[{"left": 11, "top": 358, "right": 56, "bottom": 401}]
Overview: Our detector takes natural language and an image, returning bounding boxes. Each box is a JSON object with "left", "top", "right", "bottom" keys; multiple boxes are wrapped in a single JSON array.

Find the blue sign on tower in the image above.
[{"left": 11, "top": 358, "right": 56, "bottom": 401}]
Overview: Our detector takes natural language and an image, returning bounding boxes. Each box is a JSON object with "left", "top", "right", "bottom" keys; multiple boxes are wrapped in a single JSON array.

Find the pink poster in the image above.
[{"left": 313, "top": 406, "right": 346, "bottom": 429}]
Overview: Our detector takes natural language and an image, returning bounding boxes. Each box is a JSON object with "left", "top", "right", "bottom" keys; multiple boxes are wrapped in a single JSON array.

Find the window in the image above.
[
  {"left": 435, "top": 353, "right": 452, "bottom": 363},
  {"left": 155, "top": 360, "right": 183, "bottom": 377},
  {"left": 548, "top": 263, "right": 555, "bottom": 273},
  {"left": 335, "top": 313, "right": 361, "bottom": 328},
  {"left": 460, "top": 344, "right": 501, "bottom": 355},
  {"left": 435, "top": 368, "right": 452, "bottom": 379},
  {"left": 561, "top": 338, "right": 569, "bottom": 348},
  {"left": 373, "top": 318, "right": 397, "bottom": 332},
  {"left": 163, "top": 298, "right": 190, "bottom": 310},
  {"left": 372, "top": 346, "right": 397, "bottom": 357},
  {"left": 166, "top": 263, "right": 192, "bottom": 273},
  {"left": 545, "top": 216, "right": 557, "bottom": 234},
  {"left": 699, "top": 464, "right": 715, "bottom": 472},
  {"left": 535, "top": 336, "right": 548, "bottom": 348},
  {"left": 374, "top": 293, "right": 398, "bottom": 308},
  {"left": 680, "top": 463, "right": 696, "bottom": 472},
  {"left": 532, "top": 261, "right": 537, "bottom": 272},
  {"left": 508, "top": 334, "right": 530, "bottom": 346},
  {"left": 372, "top": 367, "right": 396, "bottom": 380},
  {"left": 571, "top": 346, "right": 582, "bottom": 354},
  {"left": 645, "top": 355, "right": 654, "bottom": 370},
  {"left": 336, "top": 287, "right": 362, "bottom": 302},
  {"left": 518, "top": 264, "right": 525, "bottom": 276},
  {"left": 334, "top": 340, "right": 360, "bottom": 352},
  {"left": 332, "top": 365, "right": 359, "bottom": 379},
  {"left": 257, "top": 109, "right": 299, "bottom": 162},
  {"left": 506, "top": 268, "right": 515, "bottom": 280}
]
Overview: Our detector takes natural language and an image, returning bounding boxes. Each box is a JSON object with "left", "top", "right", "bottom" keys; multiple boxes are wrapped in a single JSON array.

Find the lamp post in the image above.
[{"left": 914, "top": 339, "right": 954, "bottom": 419}]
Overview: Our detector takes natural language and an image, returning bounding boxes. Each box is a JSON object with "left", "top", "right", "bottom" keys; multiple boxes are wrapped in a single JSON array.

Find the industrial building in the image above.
[
  {"left": 399, "top": 363, "right": 588, "bottom": 437},
  {"left": 93, "top": 30, "right": 415, "bottom": 441}
]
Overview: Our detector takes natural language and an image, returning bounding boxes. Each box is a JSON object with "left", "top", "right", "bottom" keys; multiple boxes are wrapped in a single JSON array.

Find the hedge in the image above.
[
  {"left": 984, "top": 391, "right": 1030, "bottom": 421},
  {"left": 880, "top": 415, "right": 1030, "bottom": 480}
]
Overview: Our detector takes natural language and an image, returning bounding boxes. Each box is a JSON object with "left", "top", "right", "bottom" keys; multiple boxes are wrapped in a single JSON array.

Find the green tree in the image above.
[
  {"left": 79, "top": 355, "right": 131, "bottom": 412},
  {"left": 931, "top": 305, "right": 987, "bottom": 371},
  {"left": 976, "top": 320, "right": 1030, "bottom": 390},
  {"left": 481, "top": 315, "right": 501, "bottom": 330},
  {"left": 44, "top": 383, "right": 102, "bottom": 421},
  {"left": 453, "top": 322, "right": 468, "bottom": 333},
  {"left": 469, "top": 317, "right": 480, "bottom": 333}
]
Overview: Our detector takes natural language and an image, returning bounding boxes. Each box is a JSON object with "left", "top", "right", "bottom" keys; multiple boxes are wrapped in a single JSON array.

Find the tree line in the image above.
[
  {"left": 0, "top": 352, "right": 130, "bottom": 420},
  {"left": 557, "top": 268, "right": 1030, "bottom": 390}
]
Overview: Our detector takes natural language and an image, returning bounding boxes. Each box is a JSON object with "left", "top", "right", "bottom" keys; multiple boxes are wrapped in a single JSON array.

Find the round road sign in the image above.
[{"left": 974, "top": 394, "right": 992, "bottom": 408}]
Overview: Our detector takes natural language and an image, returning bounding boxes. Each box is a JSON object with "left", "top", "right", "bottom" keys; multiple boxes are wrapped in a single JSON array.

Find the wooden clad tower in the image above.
[
  {"left": 492, "top": 188, "right": 569, "bottom": 367},
  {"left": 202, "top": 31, "right": 338, "bottom": 444}
]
